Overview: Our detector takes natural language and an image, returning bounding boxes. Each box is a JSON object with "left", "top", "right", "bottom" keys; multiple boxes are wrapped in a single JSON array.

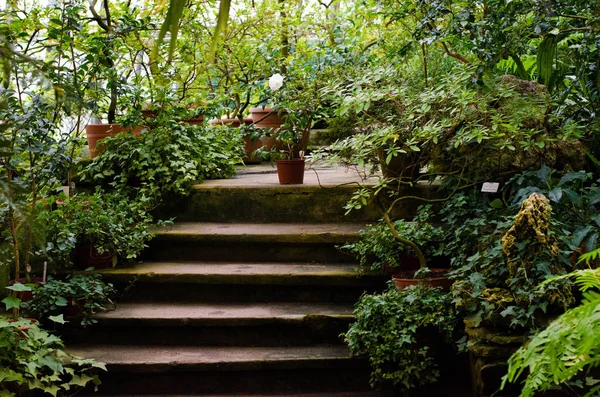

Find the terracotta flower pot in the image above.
[
  {"left": 276, "top": 158, "right": 305, "bottom": 185},
  {"left": 73, "top": 243, "right": 116, "bottom": 270},
  {"left": 392, "top": 268, "right": 452, "bottom": 291},
  {"left": 85, "top": 124, "right": 143, "bottom": 158},
  {"left": 249, "top": 107, "right": 286, "bottom": 128}
]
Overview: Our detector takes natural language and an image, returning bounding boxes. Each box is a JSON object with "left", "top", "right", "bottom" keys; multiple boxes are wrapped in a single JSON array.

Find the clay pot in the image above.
[
  {"left": 210, "top": 118, "right": 253, "bottom": 128},
  {"left": 276, "top": 158, "right": 305, "bottom": 185},
  {"left": 73, "top": 243, "right": 115, "bottom": 270},
  {"left": 249, "top": 107, "right": 286, "bottom": 128},
  {"left": 85, "top": 124, "right": 143, "bottom": 158},
  {"left": 8, "top": 278, "right": 44, "bottom": 303},
  {"left": 392, "top": 268, "right": 452, "bottom": 291}
]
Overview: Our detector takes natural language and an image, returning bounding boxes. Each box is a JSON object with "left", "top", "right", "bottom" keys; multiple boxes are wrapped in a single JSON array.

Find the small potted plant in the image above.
[
  {"left": 342, "top": 205, "right": 451, "bottom": 290},
  {"left": 26, "top": 274, "right": 116, "bottom": 327},
  {"left": 41, "top": 192, "right": 157, "bottom": 270},
  {"left": 344, "top": 284, "right": 458, "bottom": 392}
]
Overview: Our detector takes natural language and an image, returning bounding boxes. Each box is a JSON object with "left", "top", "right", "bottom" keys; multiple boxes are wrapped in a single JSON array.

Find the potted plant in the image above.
[
  {"left": 26, "top": 274, "right": 116, "bottom": 327},
  {"left": 344, "top": 284, "right": 458, "bottom": 392},
  {"left": 41, "top": 192, "right": 158, "bottom": 270},
  {"left": 83, "top": 120, "right": 243, "bottom": 199},
  {"left": 341, "top": 205, "right": 451, "bottom": 290},
  {"left": 83, "top": 0, "right": 146, "bottom": 158}
]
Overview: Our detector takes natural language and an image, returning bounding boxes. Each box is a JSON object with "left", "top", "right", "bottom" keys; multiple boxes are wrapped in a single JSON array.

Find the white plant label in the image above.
[{"left": 481, "top": 182, "right": 500, "bottom": 193}]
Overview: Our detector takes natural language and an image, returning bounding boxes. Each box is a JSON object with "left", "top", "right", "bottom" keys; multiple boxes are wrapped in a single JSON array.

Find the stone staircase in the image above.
[{"left": 66, "top": 166, "right": 465, "bottom": 396}]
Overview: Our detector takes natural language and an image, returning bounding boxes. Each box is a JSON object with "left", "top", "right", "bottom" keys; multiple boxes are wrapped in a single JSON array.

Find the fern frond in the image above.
[
  {"left": 578, "top": 248, "right": 600, "bottom": 266},
  {"left": 503, "top": 267, "right": 600, "bottom": 397}
]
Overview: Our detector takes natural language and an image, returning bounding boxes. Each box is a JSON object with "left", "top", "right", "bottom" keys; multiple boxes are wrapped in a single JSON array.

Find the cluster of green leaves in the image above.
[
  {"left": 83, "top": 121, "right": 243, "bottom": 199},
  {"left": 39, "top": 192, "right": 158, "bottom": 268},
  {"left": 26, "top": 274, "right": 116, "bottom": 327},
  {"left": 444, "top": 166, "right": 596, "bottom": 329},
  {"left": 326, "top": 65, "right": 583, "bottom": 183},
  {"left": 341, "top": 205, "right": 444, "bottom": 273},
  {"left": 502, "top": 252, "right": 600, "bottom": 397},
  {"left": 344, "top": 284, "right": 457, "bottom": 391},
  {"left": 507, "top": 166, "right": 600, "bottom": 253},
  {"left": 0, "top": 317, "right": 106, "bottom": 396}
]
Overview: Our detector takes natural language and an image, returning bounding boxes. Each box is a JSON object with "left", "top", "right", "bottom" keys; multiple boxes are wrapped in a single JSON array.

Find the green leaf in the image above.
[
  {"left": 69, "top": 374, "right": 93, "bottom": 387},
  {"left": 6, "top": 283, "right": 32, "bottom": 292},
  {"left": 48, "top": 315, "right": 67, "bottom": 324},
  {"left": 490, "top": 199, "right": 504, "bottom": 209},
  {"left": 2, "top": 296, "right": 21, "bottom": 310}
]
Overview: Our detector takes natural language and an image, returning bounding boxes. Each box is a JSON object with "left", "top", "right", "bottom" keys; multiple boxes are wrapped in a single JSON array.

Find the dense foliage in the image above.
[
  {"left": 344, "top": 284, "right": 457, "bottom": 391},
  {"left": 0, "top": 317, "right": 106, "bottom": 396}
]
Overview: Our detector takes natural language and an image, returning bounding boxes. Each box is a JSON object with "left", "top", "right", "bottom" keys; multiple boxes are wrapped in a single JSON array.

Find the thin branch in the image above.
[{"left": 439, "top": 41, "right": 472, "bottom": 65}]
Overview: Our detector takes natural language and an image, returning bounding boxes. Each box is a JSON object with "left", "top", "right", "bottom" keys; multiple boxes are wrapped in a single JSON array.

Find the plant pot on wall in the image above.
[
  {"left": 182, "top": 114, "right": 205, "bottom": 126},
  {"left": 392, "top": 268, "right": 452, "bottom": 291},
  {"left": 85, "top": 124, "right": 143, "bottom": 158},
  {"left": 73, "top": 243, "right": 116, "bottom": 270},
  {"left": 276, "top": 158, "right": 305, "bottom": 185}
]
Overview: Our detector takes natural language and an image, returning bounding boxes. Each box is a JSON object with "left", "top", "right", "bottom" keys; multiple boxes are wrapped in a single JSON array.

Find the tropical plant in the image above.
[
  {"left": 502, "top": 249, "right": 600, "bottom": 397},
  {"left": 0, "top": 317, "right": 106, "bottom": 396},
  {"left": 26, "top": 274, "right": 116, "bottom": 327},
  {"left": 344, "top": 284, "right": 458, "bottom": 391}
]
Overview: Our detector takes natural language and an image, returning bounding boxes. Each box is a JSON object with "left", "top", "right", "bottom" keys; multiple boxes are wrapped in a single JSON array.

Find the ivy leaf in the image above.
[
  {"left": 2, "top": 296, "right": 21, "bottom": 310},
  {"left": 6, "top": 283, "right": 32, "bottom": 292},
  {"left": 490, "top": 199, "right": 504, "bottom": 209},
  {"left": 48, "top": 315, "right": 67, "bottom": 324},
  {"left": 69, "top": 374, "right": 93, "bottom": 387}
]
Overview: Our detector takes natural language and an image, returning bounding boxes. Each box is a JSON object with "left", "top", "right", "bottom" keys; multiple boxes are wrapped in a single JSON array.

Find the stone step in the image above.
[
  {"left": 154, "top": 166, "right": 436, "bottom": 223},
  {"left": 100, "top": 261, "right": 386, "bottom": 303},
  {"left": 70, "top": 345, "right": 373, "bottom": 395},
  {"left": 143, "top": 223, "right": 363, "bottom": 262},
  {"left": 100, "top": 262, "right": 389, "bottom": 302},
  {"left": 63, "top": 302, "right": 354, "bottom": 346}
]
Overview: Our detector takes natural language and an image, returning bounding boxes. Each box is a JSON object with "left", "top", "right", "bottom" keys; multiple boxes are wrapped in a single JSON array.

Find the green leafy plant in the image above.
[
  {"left": 40, "top": 192, "right": 158, "bottom": 268},
  {"left": 83, "top": 121, "right": 243, "bottom": 199},
  {"left": 26, "top": 274, "right": 116, "bottom": 327},
  {"left": 502, "top": 249, "right": 600, "bottom": 397},
  {"left": 0, "top": 317, "right": 106, "bottom": 396},
  {"left": 344, "top": 284, "right": 457, "bottom": 391},
  {"left": 341, "top": 205, "right": 444, "bottom": 273}
]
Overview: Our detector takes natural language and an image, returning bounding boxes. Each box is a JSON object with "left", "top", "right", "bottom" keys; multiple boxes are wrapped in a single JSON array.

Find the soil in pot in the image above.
[
  {"left": 392, "top": 268, "right": 453, "bottom": 291},
  {"left": 85, "top": 124, "right": 143, "bottom": 158},
  {"left": 276, "top": 158, "right": 305, "bottom": 185},
  {"left": 73, "top": 243, "right": 116, "bottom": 270}
]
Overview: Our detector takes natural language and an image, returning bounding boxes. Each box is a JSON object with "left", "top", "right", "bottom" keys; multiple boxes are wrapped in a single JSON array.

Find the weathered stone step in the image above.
[
  {"left": 143, "top": 223, "right": 364, "bottom": 262},
  {"left": 155, "top": 166, "right": 387, "bottom": 223},
  {"left": 64, "top": 302, "right": 353, "bottom": 346},
  {"left": 100, "top": 261, "right": 386, "bottom": 303},
  {"left": 70, "top": 345, "right": 373, "bottom": 395}
]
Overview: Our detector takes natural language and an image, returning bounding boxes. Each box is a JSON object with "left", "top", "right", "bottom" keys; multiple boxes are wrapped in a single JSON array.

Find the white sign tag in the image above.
[
  {"left": 481, "top": 182, "right": 500, "bottom": 193},
  {"left": 62, "top": 186, "right": 70, "bottom": 197}
]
